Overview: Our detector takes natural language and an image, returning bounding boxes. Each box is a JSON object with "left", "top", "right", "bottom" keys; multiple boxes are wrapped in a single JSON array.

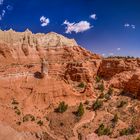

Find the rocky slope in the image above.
[
  {"left": 0, "top": 30, "right": 139, "bottom": 140},
  {"left": 98, "top": 57, "right": 140, "bottom": 97}
]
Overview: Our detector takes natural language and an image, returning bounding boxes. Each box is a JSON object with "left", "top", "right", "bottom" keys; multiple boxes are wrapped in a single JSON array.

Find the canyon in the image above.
[{"left": 0, "top": 30, "right": 139, "bottom": 140}]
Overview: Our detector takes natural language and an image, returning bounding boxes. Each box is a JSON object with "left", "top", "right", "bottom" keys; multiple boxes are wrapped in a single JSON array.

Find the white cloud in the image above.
[
  {"left": 0, "top": 9, "right": 5, "bottom": 20},
  {"left": 124, "top": 23, "right": 130, "bottom": 27},
  {"left": 124, "top": 23, "right": 136, "bottom": 29},
  {"left": 63, "top": 20, "right": 92, "bottom": 34},
  {"left": 40, "top": 16, "right": 50, "bottom": 27},
  {"left": 131, "top": 24, "right": 135, "bottom": 29},
  {"left": 0, "top": 0, "right": 4, "bottom": 5},
  {"left": 90, "top": 14, "right": 97, "bottom": 20},
  {"left": 117, "top": 48, "right": 121, "bottom": 51},
  {"left": 2, "top": 10, "right": 5, "bottom": 16}
]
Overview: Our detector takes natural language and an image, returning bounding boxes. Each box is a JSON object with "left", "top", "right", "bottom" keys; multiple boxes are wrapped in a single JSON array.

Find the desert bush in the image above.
[
  {"left": 12, "top": 99, "right": 19, "bottom": 105},
  {"left": 112, "top": 114, "right": 118, "bottom": 124},
  {"left": 98, "top": 83, "right": 104, "bottom": 92},
  {"left": 84, "top": 100, "right": 89, "bottom": 105},
  {"left": 95, "top": 123, "right": 111, "bottom": 136},
  {"left": 99, "top": 92, "right": 104, "bottom": 99},
  {"left": 96, "top": 76, "right": 101, "bottom": 83},
  {"left": 78, "top": 82, "right": 85, "bottom": 88},
  {"left": 37, "top": 120, "right": 43, "bottom": 126},
  {"left": 16, "top": 121, "right": 21, "bottom": 125},
  {"left": 60, "top": 122, "right": 64, "bottom": 126},
  {"left": 76, "top": 102, "right": 84, "bottom": 117},
  {"left": 55, "top": 101, "right": 68, "bottom": 113},
  {"left": 14, "top": 106, "right": 18, "bottom": 110},
  {"left": 117, "top": 101, "right": 127, "bottom": 108},
  {"left": 107, "top": 87, "right": 113, "bottom": 95},
  {"left": 15, "top": 109, "right": 21, "bottom": 115},
  {"left": 93, "top": 100, "right": 103, "bottom": 111},
  {"left": 119, "top": 126, "right": 135, "bottom": 136},
  {"left": 104, "top": 93, "right": 111, "bottom": 100},
  {"left": 23, "top": 114, "right": 35, "bottom": 122}
]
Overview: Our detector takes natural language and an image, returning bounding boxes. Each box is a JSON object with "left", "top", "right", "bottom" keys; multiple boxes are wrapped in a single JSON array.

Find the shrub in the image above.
[
  {"left": 16, "top": 121, "right": 21, "bottom": 125},
  {"left": 15, "top": 109, "right": 21, "bottom": 115},
  {"left": 119, "top": 126, "right": 135, "bottom": 136},
  {"left": 76, "top": 102, "right": 84, "bottom": 117},
  {"left": 14, "top": 106, "right": 18, "bottom": 110},
  {"left": 31, "top": 116, "right": 35, "bottom": 121},
  {"left": 23, "top": 116, "right": 29, "bottom": 122},
  {"left": 37, "top": 120, "right": 43, "bottom": 126},
  {"left": 99, "top": 92, "right": 104, "bottom": 99},
  {"left": 12, "top": 99, "right": 19, "bottom": 105},
  {"left": 95, "top": 123, "right": 111, "bottom": 136},
  {"left": 107, "top": 87, "right": 113, "bottom": 95},
  {"left": 84, "top": 100, "right": 89, "bottom": 105},
  {"left": 60, "top": 122, "right": 64, "bottom": 126},
  {"left": 93, "top": 100, "right": 103, "bottom": 111},
  {"left": 23, "top": 114, "right": 35, "bottom": 122},
  {"left": 112, "top": 114, "right": 118, "bottom": 124},
  {"left": 55, "top": 101, "right": 68, "bottom": 113},
  {"left": 117, "top": 101, "right": 127, "bottom": 108},
  {"left": 96, "top": 76, "right": 101, "bottom": 83},
  {"left": 78, "top": 82, "right": 85, "bottom": 88},
  {"left": 104, "top": 93, "right": 111, "bottom": 100},
  {"left": 98, "top": 83, "right": 104, "bottom": 92}
]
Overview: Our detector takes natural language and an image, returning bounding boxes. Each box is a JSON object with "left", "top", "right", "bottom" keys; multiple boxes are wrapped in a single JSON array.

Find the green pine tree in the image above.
[{"left": 76, "top": 102, "right": 84, "bottom": 117}]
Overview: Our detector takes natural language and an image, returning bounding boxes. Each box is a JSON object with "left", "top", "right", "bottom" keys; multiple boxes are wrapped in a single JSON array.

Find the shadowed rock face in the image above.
[
  {"left": 124, "top": 71, "right": 140, "bottom": 98},
  {"left": 97, "top": 58, "right": 140, "bottom": 98},
  {"left": 98, "top": 58, "right": 140, "bottom": 79}
]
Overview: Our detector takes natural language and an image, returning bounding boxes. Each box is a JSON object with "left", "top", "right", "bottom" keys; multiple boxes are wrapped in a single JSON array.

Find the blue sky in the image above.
[{"left": 0, "top": 0, "right": 140, "bottom": 57}]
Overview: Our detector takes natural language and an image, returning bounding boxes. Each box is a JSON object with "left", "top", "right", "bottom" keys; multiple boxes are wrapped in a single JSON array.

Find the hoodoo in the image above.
[{"left": 41, "top": 58, "right": 48, "bottom": 77}]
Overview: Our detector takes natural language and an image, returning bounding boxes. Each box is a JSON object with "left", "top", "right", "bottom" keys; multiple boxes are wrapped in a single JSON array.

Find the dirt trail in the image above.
[{"left": 70, "top": 111, "right": 95, "bottom": 140}]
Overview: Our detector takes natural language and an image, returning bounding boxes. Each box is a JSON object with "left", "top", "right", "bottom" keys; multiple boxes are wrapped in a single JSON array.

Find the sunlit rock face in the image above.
[
  {"left": 0, "top": 30, "right": 79, "bottom": 64},
  {"left": 0, "top": 29, "right": 101, "bottom": 116},
  {"left": 0, "top": 29, "right": 78, "bottom": 47}
]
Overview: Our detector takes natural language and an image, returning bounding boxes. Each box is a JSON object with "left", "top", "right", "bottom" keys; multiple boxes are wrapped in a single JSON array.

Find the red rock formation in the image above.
[
  {"left": 124, "top": 71, "right": 140, "bottom": 98},
  {"left": 0, "top": 30, "right": 140, "bottom": 139},
  {"left": 98, "top": 58, "right": 139, "bottom": 79}
]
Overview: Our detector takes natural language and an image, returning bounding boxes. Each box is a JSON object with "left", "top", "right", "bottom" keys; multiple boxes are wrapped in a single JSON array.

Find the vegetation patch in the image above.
[
  {"left": 117, "top": 101, "right": 127, "bottom": 108},
  {"left": 119, "top": 126, "right": 136, "bottom": 136},
  {"left": 12, "top": 99, "right": 19, "bottom": 105},
  {"left": 96, "top": 76, "right": 101, "bottom": 83},
  {"left": 78, "top": 82, "right": 85, "bottom": 88},
  {"left": 55, "top": 101, "right": 68, "bottom": 113},
  {"left": 16, "top": 121, "right": 21, "bottom": 125},
  {"left": 93, "top": 100, "right": 103, "bottom": 111},
  {"left": 75, "top": 102, "right": 84, "bottom": 117},
  {"left": 95, "top": 123, "right": 111, "bottom": 136},
  {"left": 23, "top": 114, "right": 35, "bottom": 122},
  {"left": 37, "top": 120, "right": 43, "bottom": 126},
  {"left": 98, "top": 83, "right": 104, "bottom": 92},
  {"left": 15, "top": 108, "right": 21, "bottom": 115}
]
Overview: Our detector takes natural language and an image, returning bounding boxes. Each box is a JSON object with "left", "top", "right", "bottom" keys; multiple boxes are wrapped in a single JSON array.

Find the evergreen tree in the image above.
[
  {"left": 76, "top": 102, "right": 84, "bottom": 117},
  {"left": 56, "top": 101, "right": 68, "bottom": 113}
]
